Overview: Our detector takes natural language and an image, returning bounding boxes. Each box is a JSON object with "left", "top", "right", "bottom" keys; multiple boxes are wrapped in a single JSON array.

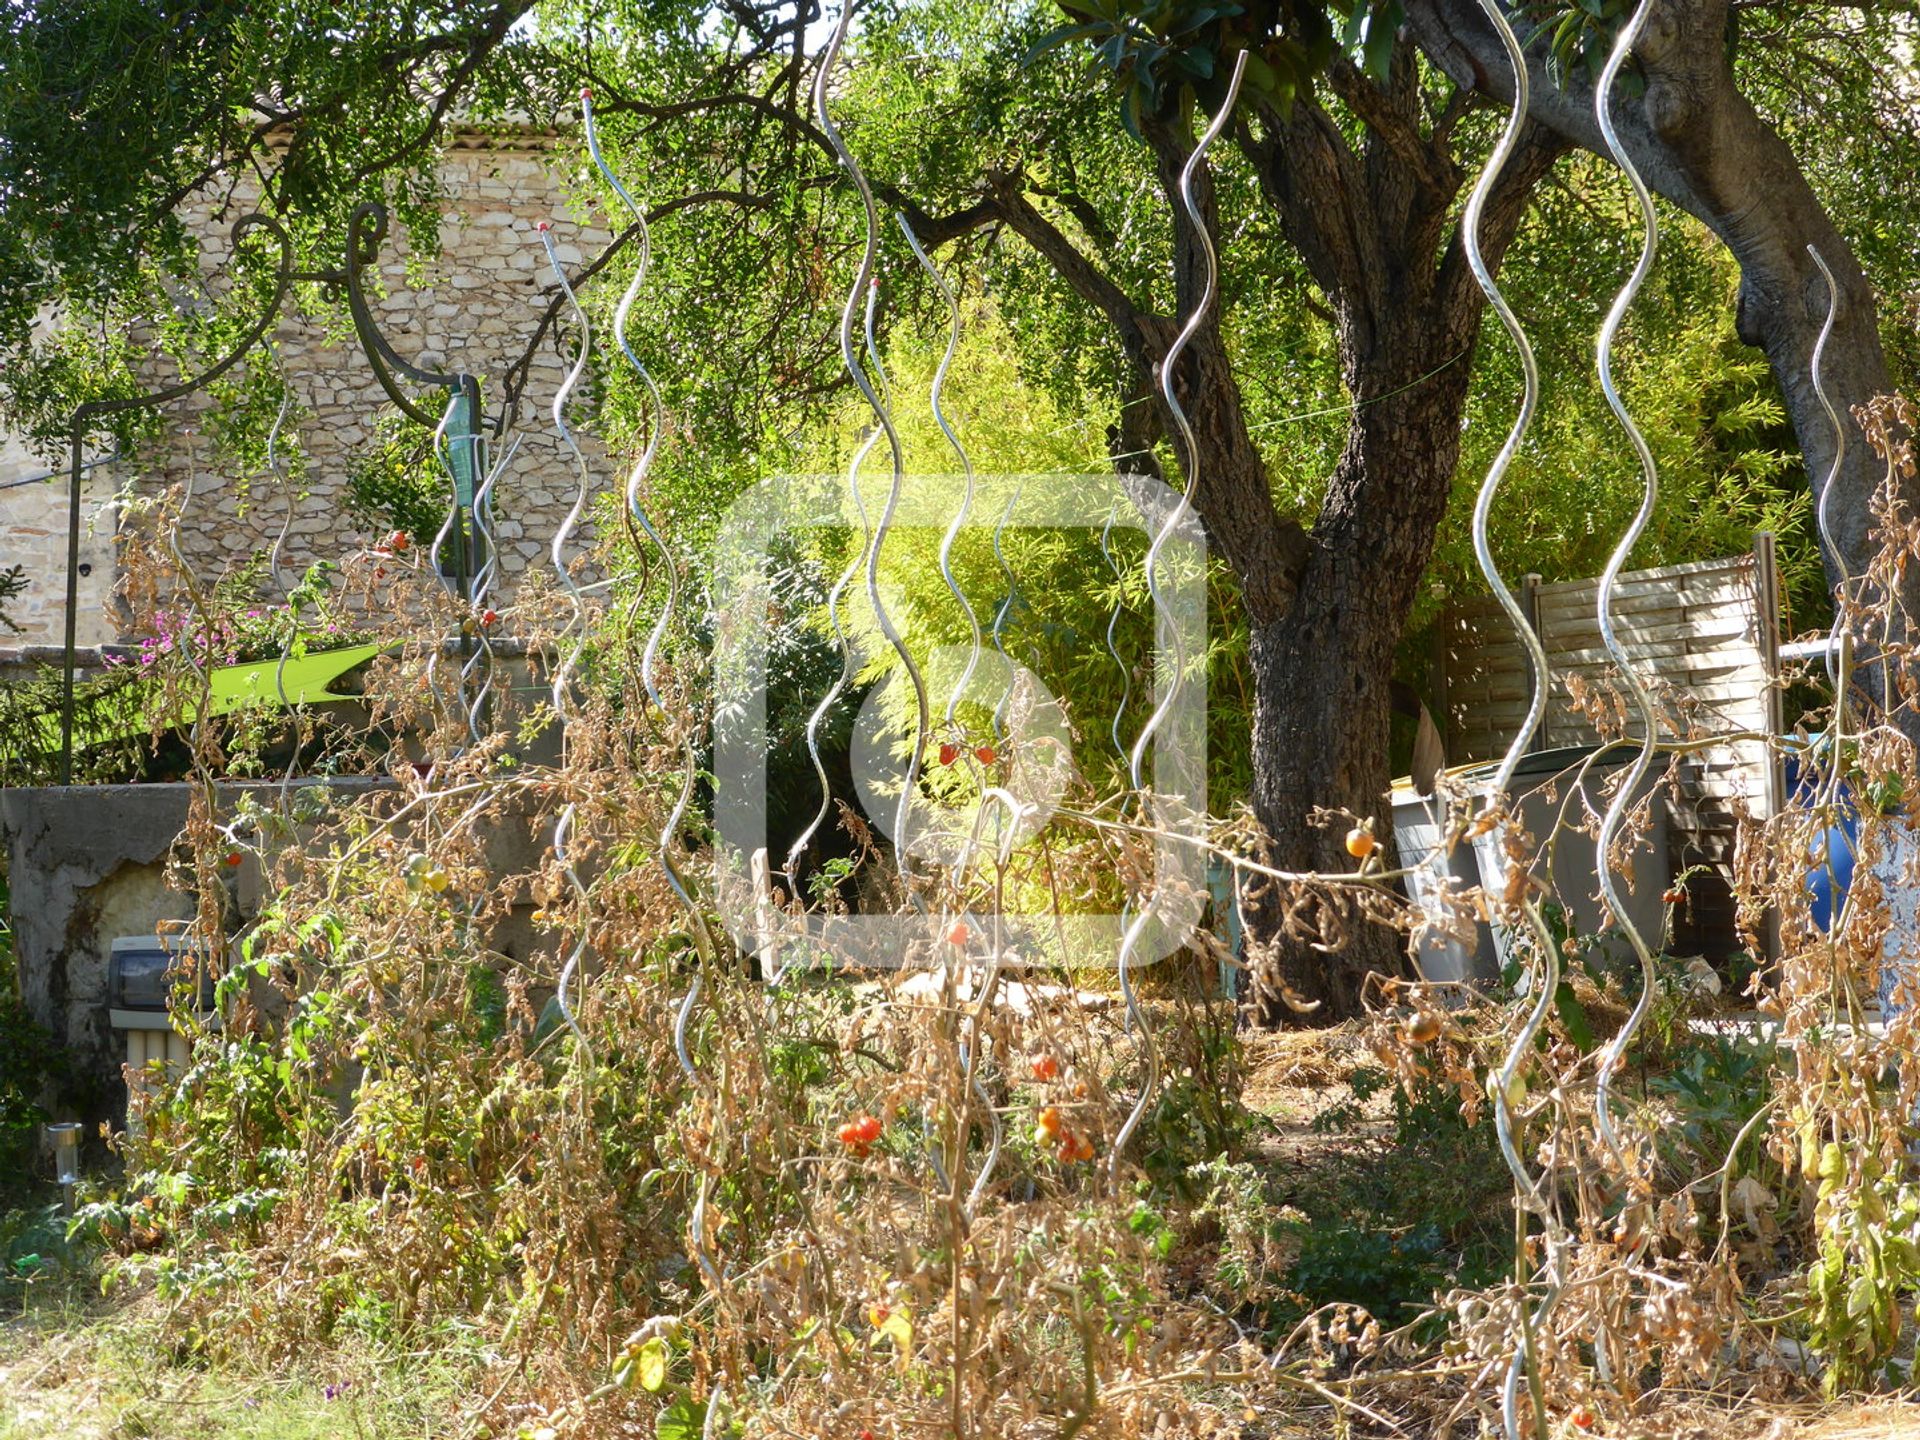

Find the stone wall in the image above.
[
  {"left": 0, "top": 430, "right": 117, "bottom": 648},
  {"left": 3, "top": 126, "right": 616, "bottom": 651}
]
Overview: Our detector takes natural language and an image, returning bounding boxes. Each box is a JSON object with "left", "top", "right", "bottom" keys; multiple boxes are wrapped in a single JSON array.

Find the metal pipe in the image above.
[
  {"left": 537, "top": 222, "right": 599, "bottom": 1058},
  {"left": 815, "top": 0, "right": 929, "bottom": 910}
]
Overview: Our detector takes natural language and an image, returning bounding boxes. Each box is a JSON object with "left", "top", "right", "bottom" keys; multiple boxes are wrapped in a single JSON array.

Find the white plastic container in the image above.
[
  {"left": 1391, "top": 781, "right": 1502, "bottom": 986},
  {"left": 1863, "top": 817, "right": 1920, "bottom": 1018}
]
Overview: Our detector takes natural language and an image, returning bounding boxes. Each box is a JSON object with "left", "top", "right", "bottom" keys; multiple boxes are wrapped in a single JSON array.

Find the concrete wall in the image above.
[{"left": 0, "top": 780, "right": 553, "bottom": 1125}]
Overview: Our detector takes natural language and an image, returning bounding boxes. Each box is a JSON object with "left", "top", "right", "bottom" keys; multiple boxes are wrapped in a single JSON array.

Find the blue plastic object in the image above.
[{"left": 1785, "top": 740, "right": 1858, "bottom": 932}]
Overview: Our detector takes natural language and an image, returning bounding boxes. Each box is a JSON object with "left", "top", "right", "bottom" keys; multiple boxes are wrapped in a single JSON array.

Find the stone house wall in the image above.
[
  {"left": 1, "top": 780, "right": 555, "bottom": 1123},
  {"left": 0, "top": 399, "right": 118, "bottom": 649},
  {"left": 3, "top": 126, "right": 616, "bottom": 652}
]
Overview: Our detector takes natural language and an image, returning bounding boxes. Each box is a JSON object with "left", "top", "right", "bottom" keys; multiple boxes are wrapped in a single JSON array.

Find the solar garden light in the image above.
[{"left": 45, "top": 1122, "right": 82, "bottom": 1211}]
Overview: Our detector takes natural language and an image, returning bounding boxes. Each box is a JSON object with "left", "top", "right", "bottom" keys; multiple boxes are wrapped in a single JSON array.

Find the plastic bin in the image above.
[
  {"left": 1466, "top": 745, "right": 1669, "bottom": 970},
  {"left": 1390, "top": 780, "right": 1502, "bottom": 985}
]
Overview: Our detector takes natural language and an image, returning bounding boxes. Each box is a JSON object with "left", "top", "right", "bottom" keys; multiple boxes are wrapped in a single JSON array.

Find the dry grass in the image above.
[
  {"left": 1240, "top": 1023, "right": 1371, "bottom": 1101},
  {"left": 0, "top": 1288, "right": 481, "bottom": 1440},
  {"left": 1607, "top": 1393, "right": 1920, "bottom": 1440}
]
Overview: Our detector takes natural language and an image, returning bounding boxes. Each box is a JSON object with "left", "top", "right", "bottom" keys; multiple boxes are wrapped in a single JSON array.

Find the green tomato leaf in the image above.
[
  {"left": 655, "top": 1396, "right": 707, "bottom": 1440},
  {"left": 636, "top": 1337, "right": 669, "bottom": 1393}
]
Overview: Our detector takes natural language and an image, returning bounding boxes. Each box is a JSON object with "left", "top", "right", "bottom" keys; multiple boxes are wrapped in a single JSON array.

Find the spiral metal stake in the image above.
[
  {"left": 1101, "top": 496, "right": 1134, "bottom": 767},
  {"left": 425, "top": 392, "right": 489, "bottom": 745},
  {"left": 264, "top": 391, "right": 297, "bottom": 598},
  {"left": 816, "top": 1, "right": 930, "bottom": 912},
  {"left": 1590, "top": 0, "right": 1665, "bottom": 1171},
  {"left": 462, "top": 434, "right": 521, "bottom": 740},
  {"left": 1102, "top": 495, "right": 1139, "bottom": 1000},
  {"left": 1100, "top": 491, "right": 1143, "bottom": 1061},
  {"left": 898, "top": 211, "right": 1005, "bottom": 1209},
  {"left": 577, "top": 95, "right": 725, "bottom": 1306},
  {"left": 586, "top": 81, "right": 707, "bottom": 894},
  {"left": 584, "top": 89, "right": 671, "bottom": 672},
  {"left": 897, "top": 215, "right": 983, "bottom": 749},
  {"left": 422, "top": 401, "right": 463, "bottom": 728},
  {"left": 1108, "top": 50, "right": 1246, "bottom": 1187},
  {"left": 1807, "top": 245, "right": 1858, "bottom": 749},
  {"left": 784, "top": 280, "right": 887, "bottom": 915},
  {"left": 957, "top": 786, "right": 1029, "bottom": 1214},
  {"left": 1802, "top": 248, "right": 1873, "bottom": 958},
  {"left": 168, "top": 435, "right": 218, "bottom": 762},
  {"left": 447, "top": 397, "right": 508, "bottom": 743},
  {"left": 577, "top": 103, "right": 719, "bottom": 1006},
  {"left": 1458, "top": 6, "right": 1569, "bottom": 1436},
  {"left": 989, "top": 482, "right": 1022, "bottom": 743},
  {"left": 263, "top": 389, "right": 304, "bottom": 811},
  {"left": 537, "top": 224, "right": 600, "bottom": 1058}
]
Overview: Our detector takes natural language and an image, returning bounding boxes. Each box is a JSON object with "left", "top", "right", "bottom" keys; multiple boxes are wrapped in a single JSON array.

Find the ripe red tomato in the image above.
[{"left": 837, "top": 1114, "right": 883, "bottom": 1152}]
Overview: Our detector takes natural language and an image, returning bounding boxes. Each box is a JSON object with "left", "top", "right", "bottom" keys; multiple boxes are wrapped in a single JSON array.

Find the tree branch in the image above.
[{"left": 1407, "top": 0, "right": 1895, "bottom": 587}]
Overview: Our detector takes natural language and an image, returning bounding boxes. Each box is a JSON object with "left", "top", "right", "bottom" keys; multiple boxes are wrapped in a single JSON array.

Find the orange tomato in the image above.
[
  {"left": 1404, "top": 1012, "right": 1442, "bottom": 1045},
  {"left": 837, "top": 1114, "right": 883, "bottom": 1150}
]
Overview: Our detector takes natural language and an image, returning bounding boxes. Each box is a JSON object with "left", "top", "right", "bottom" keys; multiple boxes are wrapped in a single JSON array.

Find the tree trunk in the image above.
[
  {"left": 1227, "top": 96, "right": 1565, "bottom": 1024},
  {"left": 996, "top": 72, "right": 1564, "bottom": 1025},
  {"left": 1245, "top": 319, "right": 1480, "bottom": 1022}
]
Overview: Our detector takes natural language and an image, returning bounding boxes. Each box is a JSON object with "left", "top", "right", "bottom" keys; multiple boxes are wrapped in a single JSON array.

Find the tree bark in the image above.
[
  {"left": 879, "top": 40, "right": 1570, "bottom": 1024},
  {"left": 1243, "top": 313, "right": 1482, "bottom": 1017},
  {"left": 1223, "top": 86, "right": 1567, "bottom": 1023}
]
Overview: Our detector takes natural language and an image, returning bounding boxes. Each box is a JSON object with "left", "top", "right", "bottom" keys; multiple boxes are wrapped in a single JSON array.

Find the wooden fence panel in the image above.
[{"left": 1437, "top": 543, "right": 1782, "bottom": 957}]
